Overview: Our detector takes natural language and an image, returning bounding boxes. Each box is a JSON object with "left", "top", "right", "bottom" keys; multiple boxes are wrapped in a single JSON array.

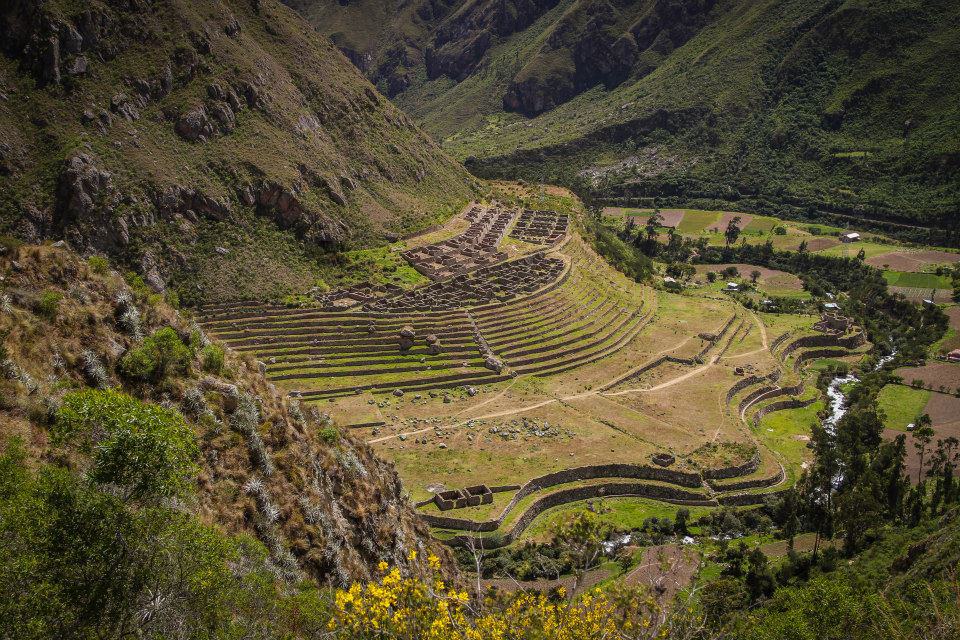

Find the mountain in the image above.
[
  {"left": 294, "top": 0, "right": 960, "bottom": 241},
  {"left": 0, "top": 0, "right": 478, "bottom": 305}
]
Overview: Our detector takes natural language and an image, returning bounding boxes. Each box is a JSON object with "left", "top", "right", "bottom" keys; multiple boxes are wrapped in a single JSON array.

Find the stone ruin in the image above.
[
  {"left": 652, "top": 453, "right": 676, "bottom": 467},
  {"left": 814, "top": 312, "right": 852, "bottom": 334},
  {"left": 366, "top": 254, "right": 565, "bottom": 313},
  {"left": 401, "top": 204, "right": 517, "bottom": 280},
  {"left": 398, "top": 325, "right": 416, "bottom": 350},
  {"left": 509, "top": 208, "right": 569, "bottom": 245},
  {"left": 309, "top": 282, "right": 404, "bottom": 309},
  {"left": 433, "top": 484, "right": 493, "bottom": 511}
]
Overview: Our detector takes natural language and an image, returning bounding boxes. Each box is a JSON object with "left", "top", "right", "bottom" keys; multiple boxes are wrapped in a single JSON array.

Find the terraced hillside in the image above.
[
  {"left": 199, "top": 191, "right": 872, "bottom": 548},
  {"left": 199, "top": 201, "right": 647, "bottom": 398}
]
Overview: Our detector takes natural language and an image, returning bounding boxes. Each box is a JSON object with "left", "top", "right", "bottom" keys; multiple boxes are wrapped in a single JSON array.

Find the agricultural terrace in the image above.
[{"left": 199, "top": 199, "right": 872, "bottom": 547}]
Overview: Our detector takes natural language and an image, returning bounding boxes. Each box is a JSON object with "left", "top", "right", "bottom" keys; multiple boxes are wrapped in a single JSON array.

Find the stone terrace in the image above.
[
  {"left": 509, "top": 209, "right": 569, "bottom": 245},
  {"left": 365, "top": 254, "right": 566, "bottom": 313},
  {"left": 400, "top": 204, "right": 517, "bottom": 280}
]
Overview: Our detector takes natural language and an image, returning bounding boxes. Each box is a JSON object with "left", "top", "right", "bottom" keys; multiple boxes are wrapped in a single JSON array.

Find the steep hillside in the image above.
[
  {"left": 0, "top": 0, "right": 478, "bottom": 305},
  {"left": 297, "top": 0, "right": 960, "bottom": 242},
  {"left": 0, "top": 240, "right": 440, "bottom": 587}
]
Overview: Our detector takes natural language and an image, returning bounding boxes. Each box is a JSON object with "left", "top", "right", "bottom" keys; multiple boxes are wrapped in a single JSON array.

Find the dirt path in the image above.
[{"left": 605, "top": 355, "right": 720, "bottom": 396}]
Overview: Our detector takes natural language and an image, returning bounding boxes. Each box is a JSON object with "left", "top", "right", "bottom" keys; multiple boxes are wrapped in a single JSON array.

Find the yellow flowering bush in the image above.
[{"left": 325, "top": 552, "right": 695, "bottom": 640}]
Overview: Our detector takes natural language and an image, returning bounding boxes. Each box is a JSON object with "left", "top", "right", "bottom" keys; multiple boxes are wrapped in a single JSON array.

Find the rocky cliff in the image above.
[
  {"left": 0, "top": 0, "right": 477, "bottom": 303},
  {"left": 0, "top": 240, "right": 442, "bottom": 586}
]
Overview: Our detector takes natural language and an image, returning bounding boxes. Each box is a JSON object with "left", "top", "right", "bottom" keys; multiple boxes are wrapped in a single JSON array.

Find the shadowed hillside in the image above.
[
  {"left": 0, "top": 0, "right": 478, "bottom": 304},
  {"left": 296, "top": 0, "right": 960, "bottom": 242}
]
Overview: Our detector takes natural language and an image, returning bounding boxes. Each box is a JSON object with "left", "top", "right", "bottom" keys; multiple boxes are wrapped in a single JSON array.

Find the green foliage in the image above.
[
  {"left": 201, "top": 343, "right": 225, "bottom": 374},
  {"left": 87, "top": 255, "right": 109, "bottom": 274},
  {"left": 119, "top": 327, "right": 192, "bottom": 382},
  {"left": 124, "top": 272, "right": 151, "bottom": 300},
  {"left": 318, "top": 426, "right": 340, "bottom": 445},
  {"left": 0, "top": 441, "right": 328, "bottom": 639},
  {"left": 53, "top": 389, "right": 199, "bottom": 501},
  {"left": 34, "top": 290, "right": 62, "bottom": 320},
  {"left": 584, "top": 217, "right": 653, "bottom": 282}
]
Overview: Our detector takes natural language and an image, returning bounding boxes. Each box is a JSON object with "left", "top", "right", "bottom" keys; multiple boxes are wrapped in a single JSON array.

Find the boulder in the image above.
[{"left": 175, "top": 105, "right": 215, "bottom": 141}]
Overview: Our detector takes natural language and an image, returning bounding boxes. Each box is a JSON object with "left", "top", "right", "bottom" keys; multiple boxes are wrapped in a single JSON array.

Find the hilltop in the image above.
[
  {"left": 0, "top": 0, "right": 478, "bottom": 305},
  {"left": 296, "top": 0, "right": 960, "bottom": 242}
]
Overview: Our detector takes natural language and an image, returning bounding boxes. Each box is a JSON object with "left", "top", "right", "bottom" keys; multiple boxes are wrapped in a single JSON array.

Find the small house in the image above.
[
  {"left": 841, "top": 232, "right": 861, "bottom": 243},
  {"left": 948, "top": 349, "right": 960, "bottom": 363},
  {"left": 663, "top": 276, "right": 677, "bottom": 284},
  {"left": 823, "top": 302, "right": 840, "bottom": 310},
  {"left": 725, "top": 282, "right": 739, "bottom": 291}
]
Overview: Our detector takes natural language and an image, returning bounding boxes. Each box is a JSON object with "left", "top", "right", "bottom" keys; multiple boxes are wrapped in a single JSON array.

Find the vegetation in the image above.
[
  {"left": 53, "top": 389, "right": 199, "bottom": 502},
  {"left": 119, "top": 327, "right": 193, "bottom": 382}
]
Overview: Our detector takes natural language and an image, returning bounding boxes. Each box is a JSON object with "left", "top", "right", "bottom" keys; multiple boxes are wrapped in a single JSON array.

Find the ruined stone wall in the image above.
[
  {"left": 702, "top": 453, "right": 761, "bottom": 480},
  {"left": 709, "top": 465, "right": 785, "bottom": 492},
  {"left": 442, "top": 481, "right": 715, "bottom": 548}
]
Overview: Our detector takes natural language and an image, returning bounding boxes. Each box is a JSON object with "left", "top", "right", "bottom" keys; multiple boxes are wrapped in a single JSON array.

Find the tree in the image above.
[
  {"left": 674, "top": 507, "right": 690, "bottom": 535},
  {"left": 750, "top": 269, "right": 762, "bottom": 284},
  {"left": 912, "top": 414, "right": 935, "bottom": 483},
  {"left": 798, "top": 239, "right": 808, "bottom": 253},
  {"left": 645, "top": 211, "right": 663, "bottom": 242},
  {"left": 119, "top": 327, "right": 192, "bottom": 382},
  {"left": 552, "top": 510, "right": 611, "bottom": 595},
  {"left": 744, "top": 548, "right": 776, "bottom": 602},
  {"left": 53, "top": 389, "right": 199, "bottom": 502},
  {"left": 0, "top": 442, "right": 302, "bottom": 640},
  {"left": 724, "top": 216, "right": 742, "bottom": 246}
]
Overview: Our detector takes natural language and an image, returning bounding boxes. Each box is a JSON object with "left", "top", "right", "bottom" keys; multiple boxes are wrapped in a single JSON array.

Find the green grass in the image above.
[
  {"left": 883, "top": 271, "right": 953, "bottom": 290},
  {"left": 816, "top": 242, "right": 895, "bottom": 260},
  {"left": 519, "top": 497, "right": 715, "bottom": 542},
  {"left": 876, "top": 384, "right": 931, "bottom": 431},
  {"left": 743, "top": 216, "right": 777, "bottom": 234},
  {"left": 677, "top": 210, "right": 721, "bottom": 233},
  {"left": 754, "top": 399, "right": 823, "bottom": 483}
]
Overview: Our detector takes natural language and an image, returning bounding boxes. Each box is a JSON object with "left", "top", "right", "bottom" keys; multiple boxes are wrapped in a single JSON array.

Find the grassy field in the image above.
[
  {"left": 883, "top": 270, "right": 953, "bottom": 290},
  {"left": 519, "top": 497, "right": 715, "bottom": 543},
  {"left": 877, "top": 384, "right": 933, "bottom": 430},
  {"left": 754, "top": 398, "right": 822, "bottom": 482}
]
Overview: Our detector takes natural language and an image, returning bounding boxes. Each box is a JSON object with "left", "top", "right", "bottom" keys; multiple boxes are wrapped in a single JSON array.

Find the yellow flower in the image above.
[
  {"left": 408, "top": 549, "right": 417, "bottom": 561},
  {"left": 378, "top": 560, "right": 389, "bottom": 573},
  {"left": 428, "top": 553, "right": 442, "bottom": 570}
]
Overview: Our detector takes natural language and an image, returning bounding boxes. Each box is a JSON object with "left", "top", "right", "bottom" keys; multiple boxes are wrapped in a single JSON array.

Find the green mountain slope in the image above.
[
  {"left": 0, "top": 0, "right": 478, "bottom": 304},
  {"left": 298, "top": 0, "right": 960, "bottom": 240}
]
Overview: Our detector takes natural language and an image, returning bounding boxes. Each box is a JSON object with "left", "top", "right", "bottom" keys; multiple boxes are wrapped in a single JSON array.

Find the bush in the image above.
[
  {"left": 87, "top": 255, "right": 109, "bottom": 274},
  {"left": 201, "top": 343, "right": 225, "bottom": 374},
  {"left": 34, "top": 290, "right": 62, "bottom": 320},
  {"left": 124, "top": 271, "right": 151, "bottom": 299},
  {"left": 53, "top": 389, "right": 199, "bottom": 501},
  {"left": 119, "top": 327, "right": 192, "bottom": 382},
  {"left": 318, "top": 426, "right": 340, "bottom": 444}
]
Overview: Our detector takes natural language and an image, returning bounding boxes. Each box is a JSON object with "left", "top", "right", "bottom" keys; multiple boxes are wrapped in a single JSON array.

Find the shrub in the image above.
[
  {"left": 319, "top": 426, "right": 340, "bottom": 444},
  {"left": 34, "top": 290, "right": 62, "bottom": 320},
  {"left": 201, "top": 344, "right": 225, "bottom": 374},
  {"left": 119, "top": 327, "right": 192, "bottom": 382},
  {"left": 53, "top": 389, "right": 199, "bottom": 501},
  {"left": 124, "top": 271, "right": 151, "bottom": 299},
  {"left": 80, "top": 350, "right": 110, "bottom": 388},
  {"left": 773, "top": 226, "right": 787, "bottom": 235},
  {"left": 87, "top": 255, "right": 109, "bottom": 274}
]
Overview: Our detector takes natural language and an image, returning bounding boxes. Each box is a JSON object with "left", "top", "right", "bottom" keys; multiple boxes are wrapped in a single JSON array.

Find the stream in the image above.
[{"left": 822, "top": 352, "right": 896, "bottom": 435}]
